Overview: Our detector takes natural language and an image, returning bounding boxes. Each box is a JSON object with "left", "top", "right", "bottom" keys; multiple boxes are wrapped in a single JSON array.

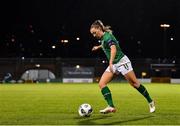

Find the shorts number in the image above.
[{"left": 123, "top": 63, "right": 129, "bottom": 70}]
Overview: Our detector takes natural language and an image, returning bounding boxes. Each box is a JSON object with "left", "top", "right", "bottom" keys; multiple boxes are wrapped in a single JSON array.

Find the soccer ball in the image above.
[{"left": 78, "top": 103, "right": 93, "bottom": 117}]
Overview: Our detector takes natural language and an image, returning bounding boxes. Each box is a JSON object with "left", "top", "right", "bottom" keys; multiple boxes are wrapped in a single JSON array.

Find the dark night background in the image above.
[{"left": 0, "top": 0, "right": 179, "bottom": 59}]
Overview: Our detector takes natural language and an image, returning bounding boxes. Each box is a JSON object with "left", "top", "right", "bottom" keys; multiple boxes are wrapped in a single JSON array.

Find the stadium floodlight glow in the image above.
[
  {"left": 76, "top": 37, "right": 80, "bottom": 40},
  {"left": 61, "top": 39, "right": 69, "bottom": 43},
  {"left": 102, "top": 60, "right": 106, "bottom": 63},
  {"left": 35, "top": 64, "right": 40, "bottom": 68},
  {"left": 160, "top": 24, "right": 170, "bottom": 28},
  {"left": 64, "top": 40, "right": 68, "bottom": 43},
  {"left": 76, "top": 65, "right": 80, "bottom": 69},
  {"left": 141, "top": 72, "right": 147, "bottom": 78},
  {"left": 52, "top": 45, "right": 56, "bottom": 49}
]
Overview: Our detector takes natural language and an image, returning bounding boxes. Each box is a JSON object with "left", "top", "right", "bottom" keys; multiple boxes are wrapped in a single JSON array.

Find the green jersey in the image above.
[{"left": 101, "top": 32, "right": 124, "bottom": 64}]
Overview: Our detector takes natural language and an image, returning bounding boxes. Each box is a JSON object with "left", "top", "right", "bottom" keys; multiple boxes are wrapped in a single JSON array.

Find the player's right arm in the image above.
[{"left": 92, "top": 45, "right": 102, "bottom": 51}]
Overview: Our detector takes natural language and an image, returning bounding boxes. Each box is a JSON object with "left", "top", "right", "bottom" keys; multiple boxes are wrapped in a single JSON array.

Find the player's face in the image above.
[{"left": 90, "top": 27, "right": 103, "bottom": 39}]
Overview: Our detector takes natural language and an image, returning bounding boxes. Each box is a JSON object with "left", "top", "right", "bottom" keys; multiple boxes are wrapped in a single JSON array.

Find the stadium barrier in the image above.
[
  {"left": 151, "top": 77, "right": 171, "bottom": 83},
  {"left": 0, "top": 58, "right": 180, "bottom": 83}
]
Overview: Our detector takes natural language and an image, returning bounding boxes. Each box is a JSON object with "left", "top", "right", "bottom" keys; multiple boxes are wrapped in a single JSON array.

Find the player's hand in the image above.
[{"left": 92, "top": 46, "right": 99, "bottom": 51}]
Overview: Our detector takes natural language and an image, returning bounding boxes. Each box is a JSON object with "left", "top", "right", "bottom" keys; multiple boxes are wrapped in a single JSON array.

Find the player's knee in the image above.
[
  {"left": 132, "top": 83, "right": 140, "bottom": 88},
  {"left": 99, "top": 82, "right": 106, "bottom": 89},
  {"left": 129, "top": 82, "right": 139, "bottom": 88},
  {"left": 129, "top": 79, "right": 140, "bottom": 88}
]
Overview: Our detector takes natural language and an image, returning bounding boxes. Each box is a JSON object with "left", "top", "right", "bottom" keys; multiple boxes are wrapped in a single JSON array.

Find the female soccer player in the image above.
[{"left": 90, "top": 20, "right": 155, "bottom": 114}]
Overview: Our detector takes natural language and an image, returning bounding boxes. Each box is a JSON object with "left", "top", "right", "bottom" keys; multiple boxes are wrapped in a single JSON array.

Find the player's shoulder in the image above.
[{"left": 103, "top": 32, "right": 113, "bottom": 41}]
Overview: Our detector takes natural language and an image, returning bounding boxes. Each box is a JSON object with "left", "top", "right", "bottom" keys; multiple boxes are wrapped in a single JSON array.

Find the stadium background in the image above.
[
  {"left": 0, "top": 58, "right": 180, "bottom": 83},
  {"left": 0, "top": 0, "right": 180, "bottom": 83}
]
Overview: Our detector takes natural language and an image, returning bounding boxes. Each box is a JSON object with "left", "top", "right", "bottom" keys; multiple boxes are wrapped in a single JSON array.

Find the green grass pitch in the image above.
[{"left": 0, "top": 83, "right": 180, "bottom": 125}]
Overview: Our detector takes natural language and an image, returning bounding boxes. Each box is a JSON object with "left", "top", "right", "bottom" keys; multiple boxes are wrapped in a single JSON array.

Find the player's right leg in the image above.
[{"left": 99, "top": 71, "right": 116, "bottom": 114}]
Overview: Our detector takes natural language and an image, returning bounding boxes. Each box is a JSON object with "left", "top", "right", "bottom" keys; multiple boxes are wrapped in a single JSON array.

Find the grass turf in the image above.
[{"left": 0, "top": 83, "right": 180, "bottom": 125}]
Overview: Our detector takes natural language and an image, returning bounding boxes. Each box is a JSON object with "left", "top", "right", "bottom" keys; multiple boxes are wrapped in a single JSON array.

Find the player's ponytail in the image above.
[{"left": 91, "top": 20, "right": 113, "bottom": 34}]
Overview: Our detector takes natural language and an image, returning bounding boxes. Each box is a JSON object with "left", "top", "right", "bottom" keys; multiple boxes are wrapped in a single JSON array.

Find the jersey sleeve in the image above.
[
  {"left": 107, "top": 40, "right": 116, "bottom": 47},
  {"left": 104, "top": 34, "right": 116, "bottom": 47}
]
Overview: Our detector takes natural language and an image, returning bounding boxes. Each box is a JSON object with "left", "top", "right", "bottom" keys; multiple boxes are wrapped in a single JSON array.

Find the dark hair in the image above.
[{"left": 90, "top": 20, "right": 112, "bottom": 33}]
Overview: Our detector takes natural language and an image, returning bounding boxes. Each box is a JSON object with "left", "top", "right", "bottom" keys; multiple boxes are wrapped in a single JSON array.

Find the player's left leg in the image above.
[{"left": 124, "top": 70, "right": 155, "bottom": 113}]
